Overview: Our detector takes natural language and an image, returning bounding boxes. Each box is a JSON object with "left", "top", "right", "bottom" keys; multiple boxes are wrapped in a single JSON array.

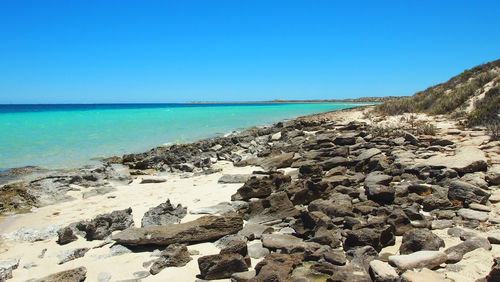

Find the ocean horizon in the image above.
[{"left": 0, "top": 102, "right": 364, "bottom": 170}]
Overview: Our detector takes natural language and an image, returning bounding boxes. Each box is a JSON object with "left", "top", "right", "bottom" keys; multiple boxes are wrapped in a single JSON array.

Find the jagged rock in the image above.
[
  {"left": 112, "top": 215, "right": 243, "bottom": 246},
  {"left": 150, "top": 244, "right": 192, "bottom": 275},
  {"left": 399, "top": 229, "right": 445, "bottom": 255},
  {"left": 57, "top": 248, "right": 89, "bottom": 264},
  {"left": 457, "top": 208, "right": 489, "bottom": 222},
  {"left": 3, "top": 225, "right": 61, "bottom": 242},
  {"left": 344, "top": 227, "right": 394, "bottom": 252},
  {"left": 198, "top": 253, "right": 249, "bottom": 280},
  {"left": 260, "top": 152, "right": 295, "bottom": 170},
  {"left": 57, "top": 226, "right": 78, "bottom": 245},
  {"left": 0, "top": 258, "right": 19, "bottom": 281},
  {"left": 447, "top": 180, "right": 490, "bottom": 206},
  {"left": 422, "top": 194, "right": 452, "bottom": 211},
  {"left": 29, "top": 267, "right": 87, "bottom": 282},
  {"left": 69, "top": 208, "right": 134, "bottom": 240},
  {"left": 250, "top": 253, "right": 304, "bottom": 282},
  {"left": 141, "top": 200, "right": 187, "bottom": 227},
  {"left": 444, "top": 236, "right": 492, "bottom": 263},
  {"left": 215, "top": 234, "right": 247, "bottom": 250},
  {"left": 218, "top": 174, "right": 252, "bottom": 184},
  {"left": 140, "top": 178, "right": 167, "bottom": 184},
  {"left": 108, "top": 244, "right": 132, "bottom": 257},
  {"left": 0, "top": 182, "right": 37, "bottom": 215},
  {"left": 245, "top": 191, "right": 299, "bottom": 224},
  {"left": 231, "top": 174, "right": 290, "bottom": 201},
  {"left": 369, "top": 260, "right": 398, "bottom": 282},
  {"left": 248, "top": 242, "right": 269, "bottom": 259},
  {"left": 388, "top": 251, "right": 447, "bottom": 271}
]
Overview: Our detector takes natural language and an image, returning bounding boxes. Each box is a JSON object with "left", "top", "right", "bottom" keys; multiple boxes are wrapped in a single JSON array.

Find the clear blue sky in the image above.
[{"left": 1, "top": 0, "right": 499, "bottom": 103}]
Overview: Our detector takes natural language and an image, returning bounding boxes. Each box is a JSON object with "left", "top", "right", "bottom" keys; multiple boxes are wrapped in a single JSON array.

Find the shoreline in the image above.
[{"left": 0, "top": 105, "right": 499, "bottom": 281}]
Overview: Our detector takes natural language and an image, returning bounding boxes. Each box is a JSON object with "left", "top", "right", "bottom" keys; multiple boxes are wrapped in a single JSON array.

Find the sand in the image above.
[{"left": 0, "top": 161, "right": 261, "bottom": 281}]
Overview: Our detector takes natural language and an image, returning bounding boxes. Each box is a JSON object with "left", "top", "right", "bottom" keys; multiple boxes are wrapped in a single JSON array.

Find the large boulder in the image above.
[
  {"left": 112, "top": 215, "right": 243, "bottom": 246},
  {"left": 399, "top": 229, "right": 445, "bottom": 255},
  {"left": 141, "top": 199, "right": 187, "bottom": 227}
]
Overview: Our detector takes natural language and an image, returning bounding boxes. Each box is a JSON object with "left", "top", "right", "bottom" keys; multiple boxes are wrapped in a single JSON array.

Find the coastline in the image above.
[{"left": 0, "top": 105, "right": 499, "bottom": 281}]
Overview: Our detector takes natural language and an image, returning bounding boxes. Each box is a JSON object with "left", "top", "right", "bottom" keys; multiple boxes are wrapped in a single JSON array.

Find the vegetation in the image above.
[{"left": 375, "top": 59, "right": 500, "bottom": 139}]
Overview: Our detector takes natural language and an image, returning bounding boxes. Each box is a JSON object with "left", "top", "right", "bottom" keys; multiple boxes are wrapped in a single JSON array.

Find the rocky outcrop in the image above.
[
  {"left": 141, "top": 199, "right": 186, "bottom": 227},
  {"left": 68, "top": 208, "right": 134, "bottom": 240},
  {"left": 29, "top": 266, "right": 87, "bottom": 282},
  {"left": 112, "top": 215, "right": 243, "bottom": 246}
]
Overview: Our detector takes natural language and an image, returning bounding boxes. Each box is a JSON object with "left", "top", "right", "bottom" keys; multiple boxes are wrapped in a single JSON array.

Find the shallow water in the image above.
[{"left": 0, "top": 103, "right": 363, "bottom": 169}]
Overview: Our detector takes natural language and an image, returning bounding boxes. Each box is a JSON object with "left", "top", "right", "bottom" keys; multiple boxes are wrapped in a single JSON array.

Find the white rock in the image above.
[
  {"left": 2, "top": 225, "right": 61, "bottom": 242},
  {"left": 270, "top": 132, "right": 282, "bottom": 141},
  {"left": 388, "top": 251, "right": 447, "bottom": 271},
  {"left": 369, "top": 260, "right": 398, "bottom": 281}
]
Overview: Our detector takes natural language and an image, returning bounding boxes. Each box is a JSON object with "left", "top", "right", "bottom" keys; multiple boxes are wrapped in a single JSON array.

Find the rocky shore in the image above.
[{"left": 0, "top": 106, "right": 499, "bottom": 281}]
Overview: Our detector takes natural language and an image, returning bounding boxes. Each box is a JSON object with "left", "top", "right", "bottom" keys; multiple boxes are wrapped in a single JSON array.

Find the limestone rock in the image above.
[
  {"left": 57, "top": 226, "right": 78, "bottom": 245},
  {"left": 369, "top": 260, "right": 398, "bottom": 282},
  {"left": 388, "top": 251, "right": 447, "bottom": 271},
  {"left": 57, "top": 248, "right": 89, "bottom": 264},
  {"left": 150, "top": 244, "right": 192, "bottom": 275},
  {"left": 112, "top": 215, "right": 243, "bottom": 246},
  {"left": 30, "top": 266, "right": 87, "bottom": 282},
  {"left": 141, "top": 199, "right": 187, "bottom": 227}
]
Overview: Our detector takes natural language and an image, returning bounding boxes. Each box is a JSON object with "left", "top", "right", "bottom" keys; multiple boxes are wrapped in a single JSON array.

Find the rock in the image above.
[
  {"left": 97, "top": 272, "right": 112, "bottom": 282},
  {"left": 190, "top": 202, "right": 234, "bottom": 215},
  {"left": 480, "top": 256, "right": 500, "bottom": 282},
  {"left": 365, "top": 184, "right": 395, "bottom": 204},
  {"left": 469, "top": 203, "right": 491, "bottom": 212},
  {"left": 231, "top": 270, "right": 256, "bottom": 282},
  {"left": 422, "top": 194, "right": 452, "bottom": 211},
  {"left": 140, "top": 178, "right": 167, "bottom": 184},
  {"left": 418, "top": 146, "right": 487, "bottom": 175},
  {"left": 215, "top": 234, "right": 247, "bottom": 250},
  {"left": 69, "top": 208, "right": 134, "bottom": 240},
  {"left": 30, "top": 266, "right": 87, "bottom": 282},
  {"left": 248, "top": 242, "right": 269, "bottom": 259},
  {"left": 344, "top": 227, "right": 394, "bottom": 252},
  {"left": 57, "top": 248, "right": 89, "bottom": 264},
  {"left": 133, "top": 271, "right": 150, "bottom": 279},
  {"left": 334, "top": 133, "right": 357, "bottom": 145},
  {"left": 355, "top": 148, "right": 382, "bottom": 162},
  {"left": 57, "top": 226, "right": 78, "bottom": 245},
  {"left": 326, "top": 265, "right": 372, "bottom": 282},
  {"left": 108, "top": 244, "right": 132, "bottom": 256},
  {"left": 0, "top": 258, "right": 19, "bottom": 281},
  {"left": 150, "top": 244, "right": 192, "bottom": 275},
  {"left": 231, "top": 174, "right": 290, "bottom": 201},
  {"left": 403, "top": 132, "right": 418, "bottom": 145},
  {"left": 270, "top": 132, "right": 282, "bottom": 141},
  {"left": 0, "top": 182, "right": 38, "bottom": 214},
  {"left": 399, "top": 229, "right": 445, "bottom": 255},
  {"left": 198, "top": 253, "right": 249, "bottom": 280},
  {"left": 245, "top": 191, "right": 299, "bottom": 224},
  {"left": 141, "top": 199, "right": 187, "bottom": 227},
  {"left": 112, "top": 215, "right": 243, "bottom": 246},
  {"left": 386, "top": 209, "right": 412, "bottom": 236},
  {"left": 218, "top": 174, "right": 252, "bottom": 184},
  {"left": 2, "top": 225, "right": 60, "bottom": 242},
  {"left": 365, "top": 172, "right": 392, "bottom": 186},
  {"left": 262, "top": 233, "right": 319, "bottom": 253},
  {"left": 308, "top": 194, "right": 353, "bottom": 218},
  {"left": 447, "top": 180, "right": 490, "bottom": 206},
  {"left": 238, "top": 224, "right": 273, "bottom": 240},
  {"left": 388, "top": 251, "right": 447, "bottom": 271},
  {"left": 444, "top": 236, "right": 491, "bottom": 263},
  {"left": 431, "top": 220, "right": 453, "bottom": 230},
  {"left": 251, "top": 253, "right": 303, "bottom": 281},
  {"left": 457, "top": 208, "right": 489, "bottom": 222},
  {"left": 488, "top": 233, "right": 500, "bottom": 244},
  {"left": 369, "top": 260, "right": 398, "bottom": 282},
  {"left": 321, "top": 250, "right": 346, "bottom": 266},
  {"left": 260, "top": 152, "right": 295, "bottom": 170},
  {"left": 347, "top": 246, "right": 379, "bottom": 272}
]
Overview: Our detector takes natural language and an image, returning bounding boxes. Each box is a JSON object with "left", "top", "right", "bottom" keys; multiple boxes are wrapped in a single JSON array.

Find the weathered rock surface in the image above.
[
  {"left": 457, "top": 208, "right": 489, "bottom": 222},
  {"left": 112, "top": 215, "right": 243, "bottom": 246},
  {"left": 447, "top": 180, "right": 490, "bottom": 206},
  {"left": 445, "top": 236, "right": 492, "bottom": 263},
  {"left": 388, "top": 251, "right": 447, "bottom": 271},
  {"left": 218, "top": 174, "right": 252, "bottom": 184},
  {"left": 69, "top": 208, "right": 134, "bottom": 240},
  {"left": 141, "top": 199, "right": 187, "bottom": 227},
  {"left": 231, "top": 173, "right": 290, "bottom": 201},
  {"left": 369, "top": 260, "right": 398, "bottom": 282},
  {"left": 57, "top": 248, "right": 89, "bottom": 264},
  {"left": 3, "top": 225, "right": 61, "bottom": 242},
  {"left": 57, "top": 226, "right": 78, "bottom": 245},
  {"left": 198, "top": 253, "right": 249, "bottom": 280},
  {"left": 149, "top": 244, "right": 192, "bottom": 275},
  {"left": 399, "top": 229, "right": 445, "bottom": 255},
  {"left": 29, "top": 266, "right": 87, "bottom": 282}
]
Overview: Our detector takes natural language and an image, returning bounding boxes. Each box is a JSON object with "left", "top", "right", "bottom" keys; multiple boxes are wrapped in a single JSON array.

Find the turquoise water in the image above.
[{"left": 0, "top": 103, "right": 362, "bottom": 169}]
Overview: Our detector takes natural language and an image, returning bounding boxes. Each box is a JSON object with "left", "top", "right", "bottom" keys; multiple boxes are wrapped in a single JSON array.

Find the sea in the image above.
[{"left": 0, "top": 103, "right": 364, "bottom": 170}]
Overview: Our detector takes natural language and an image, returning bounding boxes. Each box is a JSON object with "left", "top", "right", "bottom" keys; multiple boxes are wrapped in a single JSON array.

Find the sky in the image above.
[{"left": 0, "top": 0, "right": 499, "bottom": 104}]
